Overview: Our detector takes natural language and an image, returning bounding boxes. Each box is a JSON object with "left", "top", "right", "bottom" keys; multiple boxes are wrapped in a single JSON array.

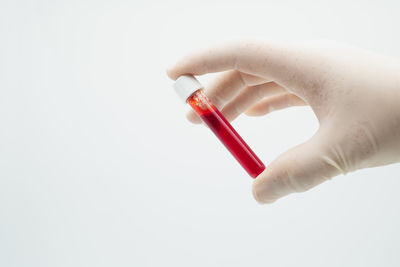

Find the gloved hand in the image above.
[{"left": 167, "top": 40, "right": 400, "bottom": 204}]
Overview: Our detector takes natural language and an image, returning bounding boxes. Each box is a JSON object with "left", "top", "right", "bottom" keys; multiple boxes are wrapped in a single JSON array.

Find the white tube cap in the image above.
[{"left": 173, "top": 75, "right": 204, "bottom": 102}]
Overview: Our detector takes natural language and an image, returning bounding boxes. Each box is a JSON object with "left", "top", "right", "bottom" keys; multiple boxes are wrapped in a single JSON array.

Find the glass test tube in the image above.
[{"left": 173, "top": 75, "right": 265, "bottom": 178}]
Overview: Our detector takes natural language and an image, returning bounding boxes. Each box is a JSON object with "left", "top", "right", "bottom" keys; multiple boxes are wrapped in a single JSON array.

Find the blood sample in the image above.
[{"left": 173, "top": 75, "right": 265, "bottom": 178}]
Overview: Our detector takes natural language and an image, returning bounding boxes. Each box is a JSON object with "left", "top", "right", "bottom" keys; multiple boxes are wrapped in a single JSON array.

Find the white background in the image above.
[{"left": 1, "top": 0, "right": 400, "bottom": 266}]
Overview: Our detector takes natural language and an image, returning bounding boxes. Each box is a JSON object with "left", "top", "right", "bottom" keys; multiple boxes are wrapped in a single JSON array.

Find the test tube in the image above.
[{"left": 173, "top": 75, "right": 265, "bottom": 178}]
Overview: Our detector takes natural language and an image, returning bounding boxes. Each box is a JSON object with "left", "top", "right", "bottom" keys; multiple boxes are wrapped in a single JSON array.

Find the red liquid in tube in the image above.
[{"left": 187, "top": 89, "right": 265, "bottom": 178}]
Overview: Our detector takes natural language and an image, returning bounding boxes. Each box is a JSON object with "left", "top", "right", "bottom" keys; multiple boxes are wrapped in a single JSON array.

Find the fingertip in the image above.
[
  {"left": 252, "top": 179, "right": 276, "bottom": 205},
  {"left": 244, "top": 109, "right": 263, "bottom": 117},
  {"left": 252, "top": 179, "right": 265, "bottom": 204},
  {"left": 244, "top": 110, "right": 258, "bottom": 116},
  {"left": 245, "top": 105, "right": 275, "bottom": 117},
  {"left": 186, "top": 111, "right": 202, "bottom": 124},
  {"left": 252, "top": 170, "right": 280, "bottom": 204},
  {"left": 166, "top": 66, "right": 178, "bottom": 80}
]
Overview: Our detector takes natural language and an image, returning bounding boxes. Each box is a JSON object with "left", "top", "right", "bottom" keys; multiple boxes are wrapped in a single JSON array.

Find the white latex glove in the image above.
[{"left": 167, "top": 40, "right": 400, "bottom": 204}]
